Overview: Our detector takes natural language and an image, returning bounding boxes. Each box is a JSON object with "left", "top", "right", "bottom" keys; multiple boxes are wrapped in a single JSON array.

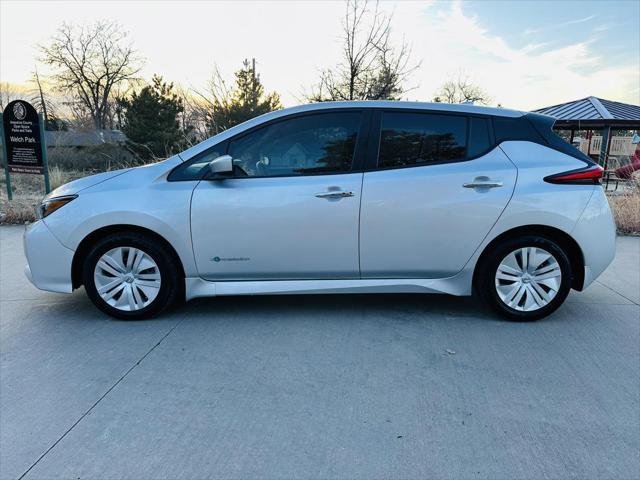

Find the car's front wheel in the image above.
[
  {"left": 82, "top": 232, "right": 181, "bottom": 319},
  {"left": 476, "top": 235, "right": 572, "bottom": 321}
]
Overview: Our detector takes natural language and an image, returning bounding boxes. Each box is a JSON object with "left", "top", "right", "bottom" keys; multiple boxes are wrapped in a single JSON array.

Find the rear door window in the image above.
[{"left": 378, "top": 112, "right": 467, "bottom": 168}]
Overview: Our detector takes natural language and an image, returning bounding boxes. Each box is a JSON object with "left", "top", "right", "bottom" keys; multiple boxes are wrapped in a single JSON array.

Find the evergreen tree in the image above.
[
  {"left": 206, "top": 59, "right": 282, "bottom": 134},
  {"left": 120, "top": 75, "right": 185, "bottom": 159}
]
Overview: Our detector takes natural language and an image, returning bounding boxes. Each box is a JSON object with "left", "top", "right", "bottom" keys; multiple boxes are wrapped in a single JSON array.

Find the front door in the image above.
[
  {"left": 191, "top": 110, "right": 367, "bottom": 281},
  {"left": 360, "top": 111, "right": 517, "bottom": 278}
]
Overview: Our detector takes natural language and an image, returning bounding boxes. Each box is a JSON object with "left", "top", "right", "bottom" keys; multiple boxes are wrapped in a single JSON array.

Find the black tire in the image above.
[
  {"left": 82, "top": 232, "right": 182, "bottom": 320},
  {"left": 475, "top": 235, "right": 572, "bottom": 321}
]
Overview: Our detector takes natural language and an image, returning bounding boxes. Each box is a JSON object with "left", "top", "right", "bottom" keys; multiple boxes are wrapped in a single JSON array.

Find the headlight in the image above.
[{"left": 36, "top": 195, "right": 78, "bottom": 219}]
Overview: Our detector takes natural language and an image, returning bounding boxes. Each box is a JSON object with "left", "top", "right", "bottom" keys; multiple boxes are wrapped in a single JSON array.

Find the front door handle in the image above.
[{"left": 315, "top": 190, "right": 354, "bottom": 199}]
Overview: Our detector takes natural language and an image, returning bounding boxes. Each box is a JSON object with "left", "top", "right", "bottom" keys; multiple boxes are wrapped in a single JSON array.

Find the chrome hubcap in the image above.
[
  {"left": 495, "top": 247, "right": 562, "bottom": 312},
  {"left": 93, "top": 247, "right": 161, "bottom": 312}
]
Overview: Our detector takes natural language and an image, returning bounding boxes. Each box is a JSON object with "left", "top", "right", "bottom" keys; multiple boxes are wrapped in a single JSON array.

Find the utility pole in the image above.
[{"left": 251, "top": 58, "right": 257, "bottom": 99}]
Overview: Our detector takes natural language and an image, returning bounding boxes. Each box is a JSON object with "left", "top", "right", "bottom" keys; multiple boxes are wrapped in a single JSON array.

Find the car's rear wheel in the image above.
[
  {"left": 82, "top": 232, "right": 181, "bottom": 320},
  {"left": 476, "top": 235, "right": 572, "bottom": 321}
]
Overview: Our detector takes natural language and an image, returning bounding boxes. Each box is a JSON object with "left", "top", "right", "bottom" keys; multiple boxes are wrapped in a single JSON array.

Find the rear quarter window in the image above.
[
  {"left": 493, "top": 113, "right": 592, "bottom": 163},
  {"left": 526, "top": 112, "right": 593, "bottom": 163},
  {"left": 492, "top": 116, "right": 546, "bottom": 144}
]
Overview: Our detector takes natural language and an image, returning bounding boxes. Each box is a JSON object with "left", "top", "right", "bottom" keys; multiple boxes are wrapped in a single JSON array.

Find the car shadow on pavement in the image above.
[
  {"left": 176, "top": 292, "right": 497, "bottom": 323},
  {"left": 37, "top": 289, "right": 553, "bottom": 326},
  {"left": 33, "top": 289, "right": 492, "bottom": 320}
]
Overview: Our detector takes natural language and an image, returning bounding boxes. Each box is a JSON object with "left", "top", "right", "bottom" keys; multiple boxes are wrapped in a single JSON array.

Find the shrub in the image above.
[{"left": 608, "top": 176, "right": 640, "bottom": 235}]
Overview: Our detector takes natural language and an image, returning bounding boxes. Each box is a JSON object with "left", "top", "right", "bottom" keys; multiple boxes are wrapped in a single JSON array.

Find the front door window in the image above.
[{"left": 227, "top": 112, "right": 362, "bottom": 177}]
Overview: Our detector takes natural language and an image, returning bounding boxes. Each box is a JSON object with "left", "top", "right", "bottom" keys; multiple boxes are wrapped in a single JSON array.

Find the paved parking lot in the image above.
[{"left": 1, "top": 225, "right": 638, "bottom": 479}]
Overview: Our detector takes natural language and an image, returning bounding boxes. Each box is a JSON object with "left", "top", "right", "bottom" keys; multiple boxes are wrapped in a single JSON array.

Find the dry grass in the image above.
[
  {"left": 0, "top": 195, "right": 41, "bottom": 224},
  {"left": 48, "top": 165, "right": 70, "bottom": 190},
  {"left": 0, "top": 169, "right": 84, "bottom": 224},
  {"left": 608, "top": 176, "right": 640, "bottom": 236}
]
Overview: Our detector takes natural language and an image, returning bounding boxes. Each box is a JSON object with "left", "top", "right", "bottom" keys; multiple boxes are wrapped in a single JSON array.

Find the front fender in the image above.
[{"left": 43, "top": 158, "right": 199, "bottom": 277}]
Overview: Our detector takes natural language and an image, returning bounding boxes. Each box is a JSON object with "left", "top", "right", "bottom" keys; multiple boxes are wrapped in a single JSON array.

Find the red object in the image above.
[
  {"left": 615, "top": 146, "right": 640, "bottom": 179},
  {"left": 545, "top": 165, "right": 604, "bottom": 185}
]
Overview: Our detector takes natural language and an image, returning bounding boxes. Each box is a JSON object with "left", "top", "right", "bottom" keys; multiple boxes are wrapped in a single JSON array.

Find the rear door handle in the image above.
[
  {"left": 315, "top": 191, "right": 354, "bottom": 199},
  {"left": 463, "top": 176, "right": 503, "bottom": 189}
]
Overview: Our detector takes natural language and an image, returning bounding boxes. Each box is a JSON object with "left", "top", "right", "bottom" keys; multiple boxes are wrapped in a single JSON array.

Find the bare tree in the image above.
[
  {"left": 0, "top": 82, "right": 21, "bottom": 111},
  {"left": 194, "top": 65, "right": 234, "bottom": 133},
  {"left": 40, "top": 21, "right": 143, "bottom": 130},
  {"left": 109, "top": 81, "right": 136, "bottom": 130},
  {"left": 307, "top": 0, "right": 420, "bottom": 101},
  {"left": 433, "top": 73, "right": 492, "bottom": 105},
  {"left": 30, "top": 68, "right": 51, "bottom": 125},
  {"left": 176, "top": 84, "right": 209, "bottom": 145},
  {"left": 60, "top": 96, "right": 95, "bottom": 131},
  {"left": 28, "top": 67, "right": 69, "bottom": 130}
]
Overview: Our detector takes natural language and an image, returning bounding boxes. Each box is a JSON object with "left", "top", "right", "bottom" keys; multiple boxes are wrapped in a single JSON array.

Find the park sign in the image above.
[
  {"left": 1, "top": 99, "right": 50, "bottom": 200},
  {"left": 3, "top": 100, "right": 44, "bottom": 173}
]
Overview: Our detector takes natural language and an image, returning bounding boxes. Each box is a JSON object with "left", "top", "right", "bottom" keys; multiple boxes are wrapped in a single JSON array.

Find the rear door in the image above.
[{"left": 359, "top": 110, "right": 517, "bottom": 278}]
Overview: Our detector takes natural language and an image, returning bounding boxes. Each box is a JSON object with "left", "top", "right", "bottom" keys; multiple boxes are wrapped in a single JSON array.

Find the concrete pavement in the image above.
[{"left": 1, "top": 225, "right": 638, "bottom": 479}]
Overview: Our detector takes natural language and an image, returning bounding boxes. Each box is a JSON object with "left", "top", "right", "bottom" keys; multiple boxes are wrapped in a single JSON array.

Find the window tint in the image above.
[
  {"left": 492, "top": 113, "right": 592, "bottom": 163},
  {"left": 168, "top": 145, "right": 225, "bottom": 181},
  {"left": 227, "top": 112, "right": 361, "bottom": 177},
  {"left": 492, "top": 116, "right": 546, "bottom": 145},
  {"left": 468, "top": 117, "right": 492, "bottom": 157},
  {"left": 378, "top": 113, "right": 467, "bottom": 168},
  {"left": 526, "top": 112, "right": 592, "bottom": 163}
]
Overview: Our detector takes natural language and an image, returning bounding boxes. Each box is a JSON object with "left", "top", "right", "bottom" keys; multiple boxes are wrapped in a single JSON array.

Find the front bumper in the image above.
[{"left": 23, "top": 220, "right": 75, "bottom": 293}]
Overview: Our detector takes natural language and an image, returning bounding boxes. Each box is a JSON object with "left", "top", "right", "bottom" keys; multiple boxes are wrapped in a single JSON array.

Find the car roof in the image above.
[
  {"left": 286, "top": 100, "right": 524, "bottom": 117},
  {"left": 179, "top": 100, "right": 525, "bottom": 161}
]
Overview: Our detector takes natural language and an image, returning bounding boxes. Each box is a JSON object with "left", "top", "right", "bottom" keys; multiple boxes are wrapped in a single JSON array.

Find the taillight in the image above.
[{"left": 544, "top": 164, "right": 604, "bottom": 185}]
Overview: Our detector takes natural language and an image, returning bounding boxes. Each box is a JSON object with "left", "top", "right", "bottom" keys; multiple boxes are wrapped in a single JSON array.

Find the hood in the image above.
[
  {"left": 44, "top": 156, "right": 183, "bottom": 200},
  {"left": 45, "top": 168, "right": 132, "bottom": 199}
]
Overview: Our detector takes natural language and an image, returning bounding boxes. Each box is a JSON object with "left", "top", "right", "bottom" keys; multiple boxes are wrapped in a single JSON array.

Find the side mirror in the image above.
[{"left": 207, "top": 155, "right": 233, "bottom": 179}]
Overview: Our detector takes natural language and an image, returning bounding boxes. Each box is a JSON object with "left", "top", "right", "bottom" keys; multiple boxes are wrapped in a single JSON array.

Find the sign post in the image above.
[
  {"left": 0, "top": 114, "right": 12, "bottom": 200},
  {"left": 1, "top": 100, "right": 50, "bottom": 201}
]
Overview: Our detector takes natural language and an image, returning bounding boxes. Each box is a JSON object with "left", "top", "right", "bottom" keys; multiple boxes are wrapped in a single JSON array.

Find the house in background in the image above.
[
  {"left": 44, "top": 130, "right": 127, "bottom": 149},
  {"left": 42, "top": 129, "right": 134, "bottom": 171}
]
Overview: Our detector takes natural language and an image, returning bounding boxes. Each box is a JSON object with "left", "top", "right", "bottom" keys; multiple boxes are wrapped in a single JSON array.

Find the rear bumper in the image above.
[
  {"left": 23, "top": 220, "right": 74, "bottom": 293},
  {"left": 572, "top": 188, "right": 616, "bottom": 289}
]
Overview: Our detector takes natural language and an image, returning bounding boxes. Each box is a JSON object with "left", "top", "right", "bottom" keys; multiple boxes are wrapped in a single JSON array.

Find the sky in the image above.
[{"left": 1, "top": 0, "right": 639, "bottom": 111}]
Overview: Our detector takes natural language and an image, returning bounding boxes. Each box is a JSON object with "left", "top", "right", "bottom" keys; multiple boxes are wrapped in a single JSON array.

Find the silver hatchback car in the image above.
[{"left": 24, "top": 101, "right": 616, "bottom": 320}]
